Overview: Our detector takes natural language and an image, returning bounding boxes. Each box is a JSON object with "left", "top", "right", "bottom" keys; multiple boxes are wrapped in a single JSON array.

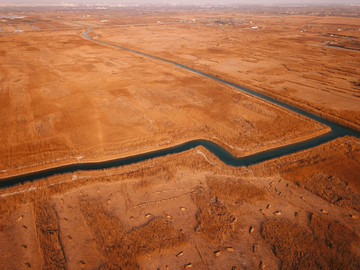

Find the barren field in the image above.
[
  {"left": 0, "top": 11, "right": 328, "bottom": 178},
  {"left": 0, "top": 6, "right": 360, "bottom": 270},
  {"left": 0, "top": 136, "right": 359, "bottom": 269},
  {"left": 90, "top": 12, "right": 360, "bottom": 131}
]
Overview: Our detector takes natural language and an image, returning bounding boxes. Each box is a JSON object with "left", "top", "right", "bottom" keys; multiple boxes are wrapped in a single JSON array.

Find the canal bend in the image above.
[{"left": 0, "top": 30, "right": 359, "bottom": 188}]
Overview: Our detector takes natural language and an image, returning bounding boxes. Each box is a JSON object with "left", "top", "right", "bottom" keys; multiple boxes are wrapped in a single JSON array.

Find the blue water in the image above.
[
  {"left": 82, "top": 30, "right": 359, "bottom": 139},
  {"left": 0, "top": 30, "right": 358, "bottom": 188},
  {"left": 32, "top": 25, "right": 40, "bottom": 30}
]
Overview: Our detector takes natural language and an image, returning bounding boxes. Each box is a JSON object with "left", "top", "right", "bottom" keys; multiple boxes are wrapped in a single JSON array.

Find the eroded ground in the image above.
[{"left": 0, "top": 136, "right": 359, "bottom": 269}]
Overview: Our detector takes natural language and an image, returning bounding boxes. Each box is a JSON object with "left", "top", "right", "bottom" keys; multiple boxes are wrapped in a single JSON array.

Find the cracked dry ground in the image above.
[{"left": 0, "top": 136, "right": 359, "bottom": 269}]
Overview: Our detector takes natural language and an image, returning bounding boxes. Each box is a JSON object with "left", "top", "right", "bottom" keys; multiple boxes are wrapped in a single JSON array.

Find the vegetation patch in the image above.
[
  {"left": 193, "top": 192, "right": 236, "bottom": 244},
  {"left": 79, "top": 196, "right": 187, "bottom": 269},
  {"left": 298, "top": 173, "right": 360, "bottom": 212},
  {"left": 33, "top": 195, "right": 66, "bottom": 269},
  {"left": 207, "top": 177, "right": 266, "bottom": 203},
  {"left": 262, "top": 214, "right": 360, "bottom": 269}
]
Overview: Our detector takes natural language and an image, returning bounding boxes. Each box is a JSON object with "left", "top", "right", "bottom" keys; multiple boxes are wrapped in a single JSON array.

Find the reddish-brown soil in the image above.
[
  {"left": 253, "top": 135, "right": 360, "bottom": 211},
  {"left": 0, "top": 7, "right": 359, "bottom": 270},
  {"left": 91, "top": 12, "right": 360, "bottom": 131},
  {"left": 0, "top": 136, "right": 359, "bottom": 269},
  {"left": 0, "top": 11, "right": 327, "bottom": 179}
]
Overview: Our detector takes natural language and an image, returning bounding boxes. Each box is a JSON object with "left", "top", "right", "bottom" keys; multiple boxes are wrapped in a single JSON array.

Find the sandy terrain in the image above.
[
  {"left": 0, "top": 136, "right": 359, "bottom": 269},
  {"left": 0, "top": 16, "right": 327, "bottom": 178},
  {"left": 91, "top": 12, "right": 360, "bottom": 131}
]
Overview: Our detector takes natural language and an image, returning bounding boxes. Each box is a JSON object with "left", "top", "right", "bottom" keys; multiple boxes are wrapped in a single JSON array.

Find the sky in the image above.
[{"left": 1, "top": 0, "right": 359, "bottom": 5}]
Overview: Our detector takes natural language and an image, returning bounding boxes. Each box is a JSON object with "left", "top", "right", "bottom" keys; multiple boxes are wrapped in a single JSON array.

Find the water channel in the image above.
[{"left": 0, "top": 30, "right": 358, "bottom": 188}]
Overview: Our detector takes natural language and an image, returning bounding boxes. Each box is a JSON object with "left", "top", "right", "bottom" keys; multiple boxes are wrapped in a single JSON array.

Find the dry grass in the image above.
[
  {"left": 0, "top": 198, "right": 19, "bottom": 227},
  {"left": 133, "top": 169, "right": 174, "bottom": 191},
  {"left": 193, "top": 178, "right": 266, "bottom": 244},
  {"left": 0, "top": 147, "right": 221, "bottom": 221},
  {"left": 299, "top": 173, "right": 360, "bottom": 212},
  {"left": 207, "top": 177, "right": 266, "bottom": 203},
  {"left": 0, "top": 18, "right": 328, "bottom": 178},
  {"left": 79, "top": 195, "right": 188, "bottom": 269},
  {"left": 33, "top": 193, "right": 66, "bottom": 269},
  {"left": 253, "top": 136, "right": 360, "bottom": 211},
  {"left": 262, "top": 214, "right": 360, "bottom": 269},
  {"left": 94, "top": 14, "right": 360, "bottom": 131},
  {"left": 192, "top": 192, "right": 236, "bottom": 244}
]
